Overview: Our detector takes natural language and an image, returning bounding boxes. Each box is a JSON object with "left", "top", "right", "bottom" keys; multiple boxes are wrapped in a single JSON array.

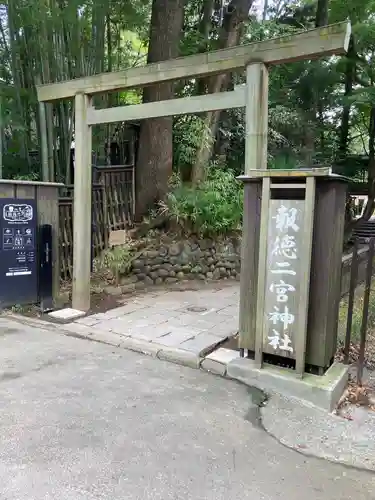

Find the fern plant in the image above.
[
  {"left": 94, "top": 245, "right": 133, "bottom": 285},
  {"left": 159, "top": 168, "right": 243, "bottom": 236}
]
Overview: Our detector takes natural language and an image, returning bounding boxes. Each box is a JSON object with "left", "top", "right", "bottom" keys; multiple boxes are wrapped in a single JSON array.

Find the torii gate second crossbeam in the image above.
[{"left": 37, "top": 22, "right": 351, "bottom": 312}]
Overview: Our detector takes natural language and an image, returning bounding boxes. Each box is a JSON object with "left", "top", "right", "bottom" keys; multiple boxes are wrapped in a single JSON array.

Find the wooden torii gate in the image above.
[{"left": 37, "top": 21, "right": 351, "bottom": 312}]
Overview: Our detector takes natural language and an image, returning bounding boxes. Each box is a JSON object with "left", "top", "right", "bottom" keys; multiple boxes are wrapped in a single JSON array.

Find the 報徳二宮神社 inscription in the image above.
[{"left": 263, "top": 200, "right": 305, "bottom": 357}]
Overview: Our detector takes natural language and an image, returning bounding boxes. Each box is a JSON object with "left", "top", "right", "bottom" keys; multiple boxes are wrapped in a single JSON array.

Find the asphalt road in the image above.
[{"left": 0, "top": 316, "right": 374, "bottom": 500}]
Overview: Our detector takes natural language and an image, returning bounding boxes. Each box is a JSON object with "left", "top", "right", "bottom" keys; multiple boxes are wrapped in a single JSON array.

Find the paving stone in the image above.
[
  {"left": 127, "top": 310, "right": 176, "bottom": 324},
  {"left": 198, "top": 307, "right": 220, "bottom": 317},
  {"left": 198, "top": 297, "right": 232, "bottom": 306},
  {"left": 206, "top": 323, "right": 238, "bottom": 337},
  {"left": 83, "top": 312, "right": 107, "bottom": 321},
  {"left": 48, "top": 308, "right": 86, "bottom": 323},
  {"left": 94, "top": 318, "right": 133, "bottom": 335},
  {"left": 75, "top": 316, "right": 102, "bottom": 327},
  {"left": 158, "top": 327, "right": 199, "bottom": 347},
  {"left": 117, "top": 308, "right": 152, "bottom": 321},
  {"left": 128, "top": 324, "right": 172, "bottom": 341},
  {"left": 100, "top": 302, "right": 148, "bottom": 319},
  {"left": 182, "top": 310, "right": 225, "bottom": 325},
  {"left": 128, "top": 314, "right": 170, "bottom": 328},
  {"left": 205, "top": 347, "right": 240, "bottom": 365},
  {"left": 61, "top": 322, "right": 94, "bottom": 336},
  {"left": 201, "top": 358, "right": 227, "bottom": 376},
  {"left": 153, "top": 300, "right": 190, "bottom": 310},
  {"left": 90, "top": 330, "right": 123, "bottom": 346},
  {"left": 162, "top": 314, "right": 194, "bottom": 328},
  {"left": 120, "top": 337, "right": 163, "bottom": 357},
  {"left": 180, "top": 332, "right": 224, "bottom": 356},
  {"left": 216, "top": 305, "right": 239, "bottom": 317},
  {"left": 157, "top": 347, "right": 201, "bottom": 368},
  {"left": 149, "top": 308, "right": 181, "bottom": 319},
  {"left": 166, "top": 314, "right": 218, "bottom": 331}
]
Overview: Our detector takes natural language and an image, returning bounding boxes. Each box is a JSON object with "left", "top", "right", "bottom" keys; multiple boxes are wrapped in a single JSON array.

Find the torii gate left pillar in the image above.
[{"left": 73, "top": 93, "right": 92, "bottom": 310}]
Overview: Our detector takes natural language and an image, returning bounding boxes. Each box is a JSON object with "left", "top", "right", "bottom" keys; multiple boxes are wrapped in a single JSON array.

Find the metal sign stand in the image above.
[{"left": 0, "top": 198, "right": 38, "bottom": 307}]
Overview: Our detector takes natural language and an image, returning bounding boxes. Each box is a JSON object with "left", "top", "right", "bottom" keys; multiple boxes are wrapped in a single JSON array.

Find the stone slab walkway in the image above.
[{"left": 60, "top": 283, "right": 240, "bottom": 367}]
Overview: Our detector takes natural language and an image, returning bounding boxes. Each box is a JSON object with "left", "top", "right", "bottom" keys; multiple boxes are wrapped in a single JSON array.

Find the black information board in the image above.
[{"left": 0, "top": 198, "right": 38, "bottom": 307}]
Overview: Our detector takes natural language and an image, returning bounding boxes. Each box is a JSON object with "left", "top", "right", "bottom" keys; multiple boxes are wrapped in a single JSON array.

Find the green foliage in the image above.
[
  {"left": 94, "top": 244, "right": 133, "bottom": 284},
  {"left": 160, "top": 168, "right": 243, "bottom": 236},
  {"left": 173, "top": 115, "right": 213, "bottom": 179},
  {"left": 3, "top": 0, "right": 375, "bottom": 190},
  {"left": 338, "top": 278, "right": 375, "bottom": 345},
  {"left": 2, "top": 153, "right": 39, "bottom": 180},
  {"left": 12, "top": 171, "right": 39, "bottom": 181},
  {"left": 269, "top": 155, "right": 299, "bottom": 170},
  {"left": 0, "top": 0, "right": 152, "bottom": 181}
]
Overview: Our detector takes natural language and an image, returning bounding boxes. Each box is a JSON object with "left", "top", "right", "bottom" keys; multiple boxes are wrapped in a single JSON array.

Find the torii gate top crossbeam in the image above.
[{"left": 37, "top": 22, "right": 350, "bottom": 103}]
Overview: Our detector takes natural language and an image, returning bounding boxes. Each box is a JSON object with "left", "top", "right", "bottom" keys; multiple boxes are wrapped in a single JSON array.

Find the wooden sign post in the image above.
[
  {"left": 238, "top": 169, "right": 349, "bottom": 377},
  {"left": 36, "top": 22, "right": 350, "bottom": 312}
]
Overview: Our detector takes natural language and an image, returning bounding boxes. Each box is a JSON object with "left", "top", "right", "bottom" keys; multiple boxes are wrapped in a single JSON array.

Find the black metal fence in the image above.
[{"left": 343, "top": 238, "right": 375, "bottom": 385}]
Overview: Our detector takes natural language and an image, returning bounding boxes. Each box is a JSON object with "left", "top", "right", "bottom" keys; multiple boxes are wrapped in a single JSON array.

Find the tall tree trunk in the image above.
[
  {"left": 0, "top": 95, "right": 3, "bottom": 179},
  {"left": 46, "top": 103, "right": 55, "bottom": 181},
  {"left": 347, "top": 106, "right": 375, "bottom": 242},
  {"left": 262, "top": 0, "right": 268, "bottom": 21},
  {"left": 135, "top": 0, "right": 185, "bottom": 217},
  {"left": 339, "top": 35, "right": 355, "bottom": 157},
  {"left": 196, "top": 0, "right": 215, "bottom": 95},
  {"left": 359, "top": 106, "right": 375, "bottom": 222},
  {"left": 91, "top": 0, "right": 107, "bottom": 164},
  {"left": 300, "top": 0, "right": 329, "bottom": 166},
  {"left": 106, "top": 13, "right": 113, "bottom": 165},
  {"left": 301, "top": 111, "right": 316, "bottom": 166},
  {"left": 315, "top": 0, "right": 329, "bottom": 28},
  {"left": 192, "top": 0, "right": 253, "bottom": 184},
  {"left": 8, "top": 0, "right": 29, "bottom": 163},
  {"left": 38, "top": 100, "right": 49, "bottom": 181}
]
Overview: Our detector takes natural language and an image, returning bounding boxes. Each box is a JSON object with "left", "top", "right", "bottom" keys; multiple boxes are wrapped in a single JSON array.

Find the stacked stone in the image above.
[{"left": 129, "top": 238, "right": 241, "bottom": 286}]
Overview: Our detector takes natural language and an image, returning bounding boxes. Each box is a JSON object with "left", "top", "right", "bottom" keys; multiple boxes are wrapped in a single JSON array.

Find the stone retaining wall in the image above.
[
  {"left": 129, "top": 237, "right": 241, "bottom": 286},
  {"left": 124, "top": 235, "right": 363, "bottom": 294}
]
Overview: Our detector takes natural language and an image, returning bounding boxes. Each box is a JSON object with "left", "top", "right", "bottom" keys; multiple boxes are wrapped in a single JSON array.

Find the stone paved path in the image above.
[{"left": 62, "top": 283, "right": 240, "bottom": 366}]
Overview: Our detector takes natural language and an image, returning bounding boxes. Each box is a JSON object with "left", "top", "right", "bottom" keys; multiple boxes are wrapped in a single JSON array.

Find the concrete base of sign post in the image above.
[{"left": 226, "top": 358, "right": 348, "bottom": 412}]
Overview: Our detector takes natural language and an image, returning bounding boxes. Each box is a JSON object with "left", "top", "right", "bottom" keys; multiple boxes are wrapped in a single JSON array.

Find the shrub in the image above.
[
  {"left": 173, "top": 115, "right": 213, "bottom": 181},
  {"left": 338, "top": 282, "right": 375, "bottom": 346},
  {"left": 160, "top": 168, "right": 243, "bottom": 237},
  {"left": 93, "top": 244, "right": 133, "bottom": 285}
]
